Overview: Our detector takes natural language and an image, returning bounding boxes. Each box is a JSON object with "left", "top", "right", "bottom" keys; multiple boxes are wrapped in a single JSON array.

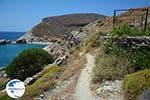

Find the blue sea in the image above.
[
  {"left": 0, "top": 32, "right": 25, "bottom": 40},
  {"left": 0, "top": 32, "right": 47, "bottom": 67}
]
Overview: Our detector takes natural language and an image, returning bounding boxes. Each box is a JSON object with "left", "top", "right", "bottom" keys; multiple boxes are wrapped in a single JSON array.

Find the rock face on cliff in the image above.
[
  {"left": 65, "top": 18, "right": 109, "bottom": 48},
  {"left": 17, "top": 31, "right": 38, "bottom": 42},
  {"left": 19, "top": 13, "right": 106, "bottom": 42},
  {"left": 0, "top": 39, "right": 11, "bottom": 44}
]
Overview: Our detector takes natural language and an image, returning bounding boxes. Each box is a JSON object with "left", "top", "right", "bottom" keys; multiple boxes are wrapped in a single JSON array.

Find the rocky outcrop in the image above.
[
  {"left": 44, "top": 43, "right": 67, "bottom": 58},
  {"left": 17, "top": 31, "right": 38, "bottom": 42},
  {"left": 16, "top": 38, "right": 26, "bottom": 43},
  {"left": 0, "top": 39, "right": 11, "bottom": 45},
  {"left": 0, "top": 39, "right": 6, "bottom": 44},
  {"left": 0, "top": 39, "right": 27, "bottom": 44},
  {"left": 64, "top": 18, "right": 107, "bottom": 48},
  {"left": 44, "top": 42, "right": 69, "bottom": 65},
  {"left": 96, "top": 80, "right": 124, "bottom": 100}
]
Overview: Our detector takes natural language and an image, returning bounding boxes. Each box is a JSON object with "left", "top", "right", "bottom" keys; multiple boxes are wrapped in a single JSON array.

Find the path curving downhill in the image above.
[{"left": 74, "top": 53, "right": 95, "bottom": 100}]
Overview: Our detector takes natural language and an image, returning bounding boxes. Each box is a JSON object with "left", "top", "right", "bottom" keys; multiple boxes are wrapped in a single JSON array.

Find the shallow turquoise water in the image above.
[{"left": 0, "top": 44, "right": 46, "bottom": 67}]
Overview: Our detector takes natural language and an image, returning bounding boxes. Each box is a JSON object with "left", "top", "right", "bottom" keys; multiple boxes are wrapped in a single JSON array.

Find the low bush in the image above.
[
  {"left": 103, "top": 25, "right": 150, "bottom": 71},
  {"left": 6, "top": 48, "right": 53, "bottom": 81},
  {"left": 103, "top": 41, "right": 150, "bottom": 71},
  {"left": 112, "top": 24, "right": 150, "bottom": 37},
  {"left": 123, "top": 69, "right": 150, "bottom": 100},
  {"left": 93, "top": 54, "right": 132, "bottom": 82},
  {"left": 21, "top": 65, "right": 61, "bottom": 100}
]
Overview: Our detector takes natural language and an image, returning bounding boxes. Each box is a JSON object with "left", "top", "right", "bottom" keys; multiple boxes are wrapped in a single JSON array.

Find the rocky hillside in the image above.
[
  {"left": 65, "top": 7, "right": 150, "bottom": 48},
  {"left": 19, "top": 13, "right": 106, "bottom": 42}
]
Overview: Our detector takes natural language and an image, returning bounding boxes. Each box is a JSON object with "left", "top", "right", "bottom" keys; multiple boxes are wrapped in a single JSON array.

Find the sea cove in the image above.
[{"left": 0, "top": 32, "right": 47, "bottom": 67}]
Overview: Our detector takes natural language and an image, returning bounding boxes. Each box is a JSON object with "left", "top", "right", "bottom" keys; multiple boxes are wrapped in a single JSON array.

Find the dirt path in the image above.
[{"left": 74, "top": 54, "right": 95, "bottom": 100}]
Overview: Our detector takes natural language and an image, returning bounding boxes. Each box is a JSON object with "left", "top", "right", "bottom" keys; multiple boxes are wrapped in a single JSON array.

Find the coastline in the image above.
[
  {"left": 26, "top": 41, "right": 49, "bottom": 45},
  {"left": 0, "top": 41, "right": 49, "bottom": 45}
]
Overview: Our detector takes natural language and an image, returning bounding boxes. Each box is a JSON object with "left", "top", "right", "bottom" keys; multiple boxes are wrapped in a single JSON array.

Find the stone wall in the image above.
[{"left": 101, "top": 36, "right": 150, "bottom": 48}]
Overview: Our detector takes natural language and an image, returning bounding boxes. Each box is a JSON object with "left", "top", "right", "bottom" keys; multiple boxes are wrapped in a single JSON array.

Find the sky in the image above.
[{"left": 0, "top": 0, "right": 150, "bottom": 32}]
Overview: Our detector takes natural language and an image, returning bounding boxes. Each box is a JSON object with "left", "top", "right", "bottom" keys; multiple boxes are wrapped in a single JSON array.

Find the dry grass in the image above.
[
  {"left": 80, "top": 31, "right": 102, "bottom": 53},
  {"left": 50, "top": 79, "right": 77, "bottom": 100},
  {"left": 0, "top": 77, "right": 9, "bottom": 91},
  {"left": 93, "top": 54, "right": 132, "bottom": 82},
  {"left": 0, "top": 78, "right": 13, "bottom": 100},
  {"left": 21, "top": 65, "right": 61, "bottom": 100},
  {"left": 48, "top": 51, "right": 87, "bottom": 100},
  {"left": 60, "top": 52, "right": 86, "bottom": 81}
]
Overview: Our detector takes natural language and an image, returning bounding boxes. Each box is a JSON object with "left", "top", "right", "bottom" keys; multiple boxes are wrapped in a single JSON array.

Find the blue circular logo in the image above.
[{"left": 6, "top": 79, "right": 25, "bottom": 99}]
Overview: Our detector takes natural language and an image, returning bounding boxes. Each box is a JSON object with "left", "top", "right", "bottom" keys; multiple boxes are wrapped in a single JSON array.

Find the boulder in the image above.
[
  {"left": 96, "top": 80, "right": 123, "bottom": 100},
  {"left": 96, "top": 80, "right": 122, "bottom": 95}
]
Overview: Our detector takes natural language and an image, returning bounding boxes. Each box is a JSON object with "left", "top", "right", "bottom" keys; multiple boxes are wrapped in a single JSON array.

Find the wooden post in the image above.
[
  {"left": 113, "top": 10, "right": 116, "bottom": 29},
  {"left": 144, "top": 9, "right": 149, "bottom": 31}
]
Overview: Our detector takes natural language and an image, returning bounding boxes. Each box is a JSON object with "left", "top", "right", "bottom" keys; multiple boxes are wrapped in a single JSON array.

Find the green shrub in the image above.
[
  {"left": 123, "top": 69, "right": 150, "bottom": 100},
  {"left": 103, "top": 41, "right": 150, "bottom": 71},
  {"left": 112, "top": 24, "right": 150, "bottom": 37},
  {"left": 93, "top": 54, "right": 132, "bottom": 82},
  {"left": 129, "top": 48, "right": 150, "bottom": 70},
  {"left": 102, "top": 39, "right": 128, "bottom": 56},
  {"left": 21, "top": 65, "right": 61, "bottom": 100},
  {"left": 6, "top": 48, "right": 53, "bottom": 81}
]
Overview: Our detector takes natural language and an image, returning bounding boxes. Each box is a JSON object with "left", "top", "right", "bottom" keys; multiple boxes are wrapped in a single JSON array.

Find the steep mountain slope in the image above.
[{"left": 19, "top": 13, "right": 106, "bottom": 42}]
